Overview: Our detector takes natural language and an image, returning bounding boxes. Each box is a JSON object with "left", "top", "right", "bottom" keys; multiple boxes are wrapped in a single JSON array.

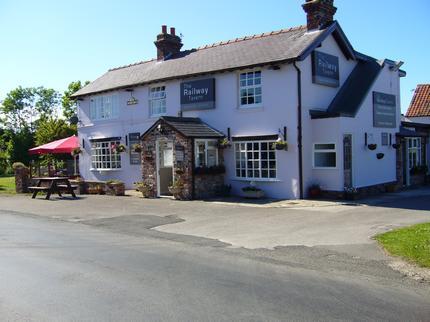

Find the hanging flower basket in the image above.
[
  {"left": 392, "top": 143, "right": 400, "bottom": 149},
  {"left": 132, "top": 143, "right": 142, "bottom": 153},
  {"left": 376, "top": 153, "right": 384, "bottom": 160},
  {"left": 111, "top": 143, "right": 126, "bottom": 153},
  {"left": 217, "top": 138, "right": 232, "bottom": 149},
  {"left": 71, "top": 147, "right": 82, "bottom": 156},
  {"left": 272, "top": 140, "right": 288, "bottom": 151},
  {"left": 367, "top": 144, "right": 377, "bottom": 150}
]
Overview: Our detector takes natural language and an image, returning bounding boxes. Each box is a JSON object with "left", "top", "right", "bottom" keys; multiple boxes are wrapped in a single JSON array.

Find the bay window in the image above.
[
  {"left": 91, "top": 139, "right": 121, "bottom": 170},
  {"left": 239, "top": 71, "right": 262, "bottom": 107},
  {"left": 149, "top": 85, "right": 166, "bottom": 116},
  {"left": 195, "top": 140, "right": 218, "bottom": 167},
  {"left": 313, "top": 143, "right": 337, "bottom": 168},
  {"left": 89, "top": 94, "right": 119, "bottom": 121},
  {"left": 235, "top": 141, "right": 276, "bottom": 179}
]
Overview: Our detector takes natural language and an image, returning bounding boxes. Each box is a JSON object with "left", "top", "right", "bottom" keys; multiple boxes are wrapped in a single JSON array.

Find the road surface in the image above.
[{"left": 0, "top": 211, "right": 429, "bottom": 321}]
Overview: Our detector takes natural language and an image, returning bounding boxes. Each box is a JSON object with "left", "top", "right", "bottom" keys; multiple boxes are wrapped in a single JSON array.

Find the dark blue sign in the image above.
[
  {"left": 312, "top": 51, "right": 340, "bottom": 87},
  {"left": 373, "top": 92, "right": 397, "bottom": 128},
  {"left": 181, "top": 78, "right": 215, "bottom": 111}
]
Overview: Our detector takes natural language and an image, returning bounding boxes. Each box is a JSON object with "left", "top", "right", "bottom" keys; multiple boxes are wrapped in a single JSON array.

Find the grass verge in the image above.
[
  {"left": 376, "top": 223, "right": 430, "bottom": 268},
  {"left": 0, "top": 176, "right": 15, "bottom": 194}
]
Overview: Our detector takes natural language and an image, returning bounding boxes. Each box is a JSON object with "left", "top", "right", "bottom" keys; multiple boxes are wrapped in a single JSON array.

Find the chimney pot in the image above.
[
  {"left": 161, "top": 25, "right": 167, "bottom": 34},
  {"left": 302, "top": 0, "right": 337, "bottom": 31},
  {"left": 170, "top": 27, "right": 176, "bottom": 36}
]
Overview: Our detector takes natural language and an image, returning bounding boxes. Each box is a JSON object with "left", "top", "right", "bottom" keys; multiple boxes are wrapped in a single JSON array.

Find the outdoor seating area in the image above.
[{"left": 29, "top": 177, "right": 77, "bottom": 200}]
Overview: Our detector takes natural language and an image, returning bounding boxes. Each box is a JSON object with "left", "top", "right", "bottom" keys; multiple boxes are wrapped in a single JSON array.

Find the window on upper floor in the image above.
[
  {"left": 195, "top": 140, "right": 218, "bottom": 167},
  {"left": 89, "top": 94, "right": 119, "bottom": 121},
  {"left": 235, "top": 141, "right": 276, "bottom": 179},
  {"left": 239, "top": 71, "right": 262, "bottom": 108},
  {"left": 313, "top": 143, "right": 337, "bottom": 169},
  {"left": 91, "top": 139, "right": 121, "bottom": 170},
  {"left": 149, "top": 85, "right": 166, "bottom": 117}
]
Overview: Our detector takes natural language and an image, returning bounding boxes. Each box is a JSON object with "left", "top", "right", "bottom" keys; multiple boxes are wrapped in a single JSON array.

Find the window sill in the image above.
[
  {"left": 312, "top": 167, "right": 338, "bottom": 170},
  {"left": 90, "top": 168, "right": 122, "bottom": 172},
  {"left": 237, "top": 105, "right": 264, "bottom": 112},
  {"left": 232, "top": 177, "right": 281, "bottom": 183}
]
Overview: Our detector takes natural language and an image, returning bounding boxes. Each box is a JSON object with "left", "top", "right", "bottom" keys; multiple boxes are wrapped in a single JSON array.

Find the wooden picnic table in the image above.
[{"left": 29, "top": 177, "right": 77, "bottom": 200}]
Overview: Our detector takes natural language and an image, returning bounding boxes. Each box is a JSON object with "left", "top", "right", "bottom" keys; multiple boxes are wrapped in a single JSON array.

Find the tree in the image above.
[
  {"left": 34, "top": 118, "right": 76, "bottom": 146},
  {"left": 1, "top": 86, "right": 60, "bottom": 131},
  {"left": 62, "top": 80, "right": 89, "bottom": 120}
]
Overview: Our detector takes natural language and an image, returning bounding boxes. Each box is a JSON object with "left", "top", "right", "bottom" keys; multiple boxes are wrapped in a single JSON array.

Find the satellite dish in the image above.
[{"left": 69, "top": 115, "right": 79, "bottom": 125}]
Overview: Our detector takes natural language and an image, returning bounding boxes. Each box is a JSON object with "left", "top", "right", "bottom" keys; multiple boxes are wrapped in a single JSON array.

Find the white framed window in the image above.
[
  {"left": 235, "top": 141, "right": 276, "bottom": 179},
  {"left": 407, "top": 137, "right": 421, "bottom": 170},
  {"left": 149, "top": 85, "right": 166, "bottom": 117},
  {"left": 313, "top": 143, "right": 337, "bottom": 169},
  {"left": 239, "top": 70, "right": 262, "bottom": 108},
  {"left": 89, "top": 94, "right": 119, "bottom": 121},
  {"left": 381, "top": 133, "right": 389, "bottom": 146},
  {"left": 195, "top": 139, "right": 218, "bottom": 167},
  {"left": 91, "top": 140, "right": 121, "bottom": 170}
]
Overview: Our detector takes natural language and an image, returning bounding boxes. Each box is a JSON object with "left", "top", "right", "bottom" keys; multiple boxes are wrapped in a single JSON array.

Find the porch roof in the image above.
[{"left": 141, "top": 116, "right": 225, "bottom": 139}]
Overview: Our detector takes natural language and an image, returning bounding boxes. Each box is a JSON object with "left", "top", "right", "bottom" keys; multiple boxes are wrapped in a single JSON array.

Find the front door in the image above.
[
  {"left": 343, "top": 134, "right": 353, "bottom": 188},
  {"left": 157, "top": 141, "right": 173, "bottom": 196}
]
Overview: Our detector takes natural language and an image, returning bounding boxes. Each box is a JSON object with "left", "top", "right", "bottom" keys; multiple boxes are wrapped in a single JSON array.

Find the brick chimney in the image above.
[
  {"left": 302, "top": 0, "right": 337, "bottom": 31},
  {"left": 154, "top": 25, "right": 183, "bottom": 61}
]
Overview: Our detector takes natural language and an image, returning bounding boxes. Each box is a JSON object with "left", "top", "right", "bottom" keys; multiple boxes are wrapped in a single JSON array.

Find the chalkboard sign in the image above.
[
  {"left": 373, "top": 92, "right": 396, "bottom": 128},
  {"left": 312, "top": 51, "right": 339, "bottom": 87},
  {"left": 129, "top": 132, "right": 141, "bottom": 165}
]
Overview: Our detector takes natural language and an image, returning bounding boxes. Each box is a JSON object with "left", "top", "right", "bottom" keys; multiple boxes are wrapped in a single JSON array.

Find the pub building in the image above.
[{"left": 72, "top": 0, "right": 410, "bottom": 199}]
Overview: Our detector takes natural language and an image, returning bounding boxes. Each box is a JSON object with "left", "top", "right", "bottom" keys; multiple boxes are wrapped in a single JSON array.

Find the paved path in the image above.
[{"left": 1, "top": 212, "right": 429, "bottom": 321}]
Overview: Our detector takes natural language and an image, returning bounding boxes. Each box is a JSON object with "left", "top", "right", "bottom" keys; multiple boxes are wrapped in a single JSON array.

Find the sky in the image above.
[{"left": 0, "top": 0, "right": 429, "bottom": 113}]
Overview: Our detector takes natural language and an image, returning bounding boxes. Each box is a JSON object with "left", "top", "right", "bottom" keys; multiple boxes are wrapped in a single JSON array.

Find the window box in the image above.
[
  {"left": 242, "top": 186, "right": 265, "bottom": 199},
  {"left": 194, "top": 165, "right": 225, "bottom": 175}
]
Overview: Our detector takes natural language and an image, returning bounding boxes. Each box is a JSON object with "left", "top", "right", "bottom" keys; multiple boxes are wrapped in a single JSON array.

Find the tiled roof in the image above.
[
  {"left": 141, "top": 116, "right": 224, "bottom": 139},
  {"left": 72, "top": 25, "right": 328, "bottom": 97},
  {"left": 406, "top": 84, "right": 430, "bottom": 117},
  {"left": 326, "top": 57, "right": 382, "bottom": 117}
]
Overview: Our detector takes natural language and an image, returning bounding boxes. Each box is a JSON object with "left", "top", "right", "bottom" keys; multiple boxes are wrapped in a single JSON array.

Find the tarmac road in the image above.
[{"left": 0, "top": 211, "right": 429, "bottom": 322}]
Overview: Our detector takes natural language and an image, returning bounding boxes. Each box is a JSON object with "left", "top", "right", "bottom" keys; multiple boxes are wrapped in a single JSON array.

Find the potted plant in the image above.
[
  {"left": 367, "top": 143, "right": 377, "bottom": 150},
  {"left": 308, "top": 183, "right": 321, "bottom": 199},
  {"left": 272, "top": 139, "right": 288, "bottom": 151},
  {"left": 132, "top": 144, "right": 142, "bottom": 153},
  {"left": 111, "top": 143, "right": 126, "bottom": 153},
  {"left": 376, "top": 153, "right": 384, "bottom": 160},
  {"left": 135, "top": 181, "right": 153, "bottom": 198},
  {"left": 106, "top": 179, "right": 125, "bottom": 196},
  {"left": 344, "top": 186, "right": 358, "bottom": 200},
  {"left": 168, "top": 179, "right": 185, "bottom": 200},
  {"left": 217, "top": 138, "right": 231, "bottom": 149},
  {"left": 242, "top": 182, "right": 265, "bottom": 199}
]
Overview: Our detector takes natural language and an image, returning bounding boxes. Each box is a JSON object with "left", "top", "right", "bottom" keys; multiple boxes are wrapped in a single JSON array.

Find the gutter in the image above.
[{"left": 293, "top": 62, "right": 304, "bottom": 199}]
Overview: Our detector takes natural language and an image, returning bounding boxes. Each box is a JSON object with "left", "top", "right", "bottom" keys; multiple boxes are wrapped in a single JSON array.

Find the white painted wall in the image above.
[
  {"left": 78, "top": 64, "right": 301, "bottom": 198},
  {"left": 78, "top": 34, "right": 403, "bottom": 199}
]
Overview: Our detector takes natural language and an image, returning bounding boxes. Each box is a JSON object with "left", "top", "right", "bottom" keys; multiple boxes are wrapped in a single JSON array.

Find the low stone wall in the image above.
[
  {"left": 14, "top": 167, "right": 30, "bottom": 193},
  {"left": 410, "top": 174, "right": 427, "bottom": 186},
  {"left": 194, "top": 174, "right": 224, "bottom": 199},
  {"left": 321, "top": 181, "right": 399, "bottom": 200}
]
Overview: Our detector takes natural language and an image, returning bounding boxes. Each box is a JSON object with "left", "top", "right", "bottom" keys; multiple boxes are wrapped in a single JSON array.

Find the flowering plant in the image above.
[{"left": 111, "top": 143, "right": 126, "bottom": 153}]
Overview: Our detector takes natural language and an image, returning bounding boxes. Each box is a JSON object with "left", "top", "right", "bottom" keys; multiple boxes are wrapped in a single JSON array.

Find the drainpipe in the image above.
[
  {"left": 293, "top": 61, "right": 304, "bottom": 199},
  {"left": 191, "top": 139, "right": 195, "bottom": 199}
]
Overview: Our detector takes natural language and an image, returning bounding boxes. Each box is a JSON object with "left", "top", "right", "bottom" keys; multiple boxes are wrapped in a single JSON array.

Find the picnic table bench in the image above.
[{"left": 29, "top": 177, "right": 77, "bottom": 200}]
